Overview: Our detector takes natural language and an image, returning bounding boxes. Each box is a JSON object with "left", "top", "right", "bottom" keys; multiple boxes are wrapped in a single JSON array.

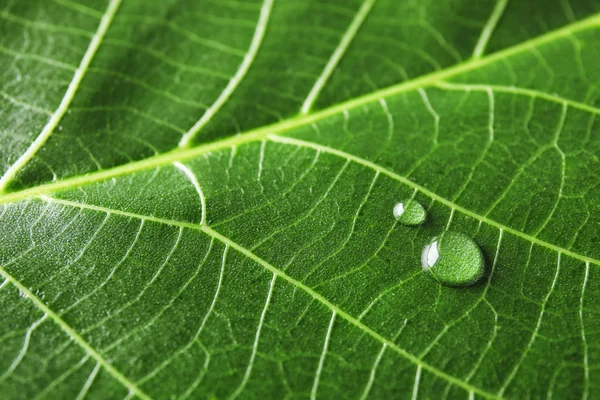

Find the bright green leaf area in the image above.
[{"left": 2, "top": 0, "right": 600, "bottom": 398}]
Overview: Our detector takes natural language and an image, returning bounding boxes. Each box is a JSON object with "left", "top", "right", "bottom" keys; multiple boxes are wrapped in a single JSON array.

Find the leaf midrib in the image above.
[
  {"left": 27, "top": 195, "right": 501, "bottom": 399},
  {"left": 1, "top": 10, "right": 599, "bottom": 206},
  {"left": 2, "top": 128, "right": 598, "bottom": 269}
]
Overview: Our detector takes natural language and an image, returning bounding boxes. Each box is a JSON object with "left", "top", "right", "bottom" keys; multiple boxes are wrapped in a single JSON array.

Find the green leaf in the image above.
[{"left": 1, "top": 0, "right": 599, "bottom": 398}]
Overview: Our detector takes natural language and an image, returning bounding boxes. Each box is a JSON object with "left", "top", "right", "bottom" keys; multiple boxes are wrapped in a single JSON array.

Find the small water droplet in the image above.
[
  {"left": 421, "top": 231, "right": 484, "bottom": 287},
  {"left": 393, "top": 200, "right": 426, "bottom": 226}
]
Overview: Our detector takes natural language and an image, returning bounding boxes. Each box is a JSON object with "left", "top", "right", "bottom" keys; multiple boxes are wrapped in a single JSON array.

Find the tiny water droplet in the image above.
[
  {"left": 421, "top": 231, "right": 484, "bottom": 287},
  {"left": 393, "top": 200, "right": 426, "bottom": 226}
]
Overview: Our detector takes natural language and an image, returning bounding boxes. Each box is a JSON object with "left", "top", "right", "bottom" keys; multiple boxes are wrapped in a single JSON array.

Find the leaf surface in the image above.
[{"left": 1, "top": 0, "right": 600, "bottom": 399}]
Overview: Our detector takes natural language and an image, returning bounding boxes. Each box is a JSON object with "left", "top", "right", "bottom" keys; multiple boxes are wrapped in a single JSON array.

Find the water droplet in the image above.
[
  {"left": 421, "top": 231, "right": 484, "bottom": 287},
  {"left": 393, "top": 200, "right": 426, "bottom": 226}
]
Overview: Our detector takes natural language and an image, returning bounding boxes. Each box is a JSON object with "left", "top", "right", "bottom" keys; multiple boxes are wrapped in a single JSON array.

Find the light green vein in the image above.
[
  {"left": 30, "top": 196, "right": 500, "bottom": 399},
  {"left": 269, "top": 135, "right": 600, "bottom": 267},
  {"left": 0, "top": 45, "right": 77, "bottom": 71},
  {"left": 0, "top": 11, "right": 93, "bottom": 37},
  {"left": 472, "top": 0, "right": 509, "bottom": 58},
  {"left": 0, "top": 267, "right": 152, "bottom": 400},
  {"left": 2, "top": 10, "right": 599, "bottom": 201},
  {"left": 0, "top": 91, "right": 53, "bottom": 116},
  {"left": 53, "top": 0, "right": 103, "bottom": 19},
  {"left": 2, "top": 114, "right": 598, "bottom": 270},
  {"left": 300, "top": 0, "right": 376, "bottom": 114},
  {"left": 434, "top": 81, "right": 600, "bottom": 115},
  {"left": 178, "top": 0, "right": 274, "bottom": 147},
  {"left": 108, "top": 18, "right": 247, "bottom": 57},
  {"left": 0, "top": 0, "right": 123, "bottom": 192},
  {"left": 0, "top": 13, "right": 598, "bottom": 268}
]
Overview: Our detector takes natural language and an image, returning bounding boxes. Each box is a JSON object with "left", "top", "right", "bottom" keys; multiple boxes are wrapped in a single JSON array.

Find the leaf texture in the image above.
[{"left": 1, "top": 0, "right": 600, "bottom": 399}]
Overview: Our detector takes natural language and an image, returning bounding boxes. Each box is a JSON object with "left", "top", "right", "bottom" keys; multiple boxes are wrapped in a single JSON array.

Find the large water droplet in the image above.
[
  {"left": 421, "top": 231, "right": 484, "bottom": 287},
  {"left": 393, "top": 200, "right": 426, "bottom": 226}
]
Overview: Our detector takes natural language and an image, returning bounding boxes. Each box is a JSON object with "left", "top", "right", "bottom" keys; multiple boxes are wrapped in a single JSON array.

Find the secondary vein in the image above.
[
  {"left": 0, "top": 267, "right": 153, "bottom": 400},
  {"left": 2, "top": 11, "right": 599, "bottom": 202},
  {"left": 178, "top": 0, "right": 274, "bottom": 147},
  {"left": 22, "top": 195, "right": 500, "bottom": 399},
  {"left": 472, "top": 0, "right": 509, "bottom": 59},
  {"left": 300, "top": 0, "right": 376, "bottom": 114},
  {"left": 0, "top": 0, "right": 123, "bottom": 192},
  {"left": 269, "top": 135, "right": 600, "bottom": 268},
  {"left": 434, "top": 81, "right": 600, "bottom": 115}
]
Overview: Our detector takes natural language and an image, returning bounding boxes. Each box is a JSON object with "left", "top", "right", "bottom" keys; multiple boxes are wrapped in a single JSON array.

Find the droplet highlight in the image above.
[
  {"left": 393, "top": 200, "right": 426, "bottom": 226},
  {"left": 421, "top": 231, "right": 485, "bottom": 287}
]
